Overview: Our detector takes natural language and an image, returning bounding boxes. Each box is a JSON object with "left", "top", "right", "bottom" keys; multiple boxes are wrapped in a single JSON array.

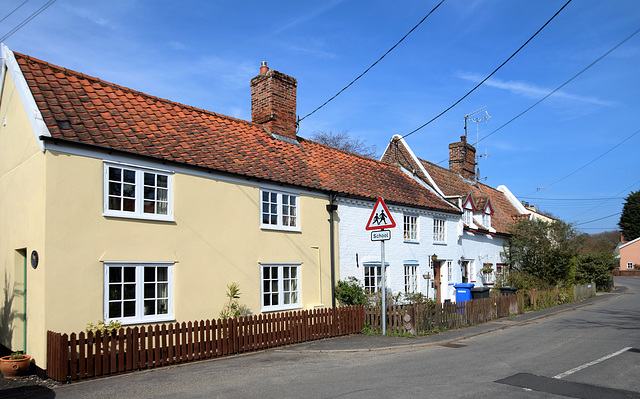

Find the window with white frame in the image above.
[
  {"left": 447, "top": 260, "right": 453, "bottom": 282},
  {"left": 433, "top": 218, "right": 446, "bottom": 243},
  {"left": 261, "top": 263, "right": 301, "bottom": 311},
  {"left": 404, "top": 263, "right": 418, "bottom": 294},
  {"left": 104, "top": 163, "right": 172, "bottom": 220},
  {"left": 363, "top": 263, "right": 386, "bottom": 294},
  {"left": 105, "top": 263, "right": 174, "bottom": 324},
  {"left": 403, "top": 215, "right": 418, "bottom": 242},
  {"left": 463, "top": 209, "right": 473, "bottom": 225},
  {"left": 261, "top": 189, "right": 299, "bottom": 230},
  {"left": 628, "top": 262, "right": 634, "bottom": 269},
  {"left": 482, "top": 212, "right": 491, "bottom": 227}
]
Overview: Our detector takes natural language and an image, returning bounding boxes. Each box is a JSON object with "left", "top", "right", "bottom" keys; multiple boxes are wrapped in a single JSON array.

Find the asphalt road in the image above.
[{"left": 17, "top": 277, "right": 640, "bottom": 398}]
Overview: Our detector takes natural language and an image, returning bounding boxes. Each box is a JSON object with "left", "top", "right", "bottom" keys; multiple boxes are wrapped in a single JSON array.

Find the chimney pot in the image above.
[{"left": 260, "top": 61, "right": 269, "bottom": 74}]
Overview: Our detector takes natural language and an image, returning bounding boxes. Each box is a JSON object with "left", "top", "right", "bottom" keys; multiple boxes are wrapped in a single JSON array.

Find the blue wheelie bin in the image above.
[{"left": 454, "top": 283, "right": 474, "bottom": 303}]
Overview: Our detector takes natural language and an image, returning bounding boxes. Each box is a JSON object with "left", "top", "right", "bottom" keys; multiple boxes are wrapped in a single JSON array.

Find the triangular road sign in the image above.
[{"left": 366, "top": 197, "right": 396, "bottom": 230}]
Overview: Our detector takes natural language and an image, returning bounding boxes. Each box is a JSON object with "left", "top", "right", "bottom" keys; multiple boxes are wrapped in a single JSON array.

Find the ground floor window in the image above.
[
  {"left": 105, "top": 262, "right": 174, "bottom": 324},
  {"left": 261, "top": 263, "right": 301, "bottom": 311},
  {"left": 628, "top": 262, "right": 634, "bottom": 269},
  {"left": 363, "top": 262, "right": 386, "bottom": 294},
  {"left": 404, "top": 263, "right": 418, "bottom": 294}
]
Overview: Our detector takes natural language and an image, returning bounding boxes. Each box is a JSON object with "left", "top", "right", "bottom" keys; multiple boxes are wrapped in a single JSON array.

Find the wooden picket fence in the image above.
[
  {"left": 365, "top": 294, "right": 521, "bottom": 335},
  {"left": 46, "top": 306, "right": 364, "bottom": 383}
]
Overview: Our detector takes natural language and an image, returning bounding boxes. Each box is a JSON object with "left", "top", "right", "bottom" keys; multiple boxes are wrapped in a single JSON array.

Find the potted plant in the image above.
[{"left": 1, "top": 351, "right": 31, "bottom": 379}]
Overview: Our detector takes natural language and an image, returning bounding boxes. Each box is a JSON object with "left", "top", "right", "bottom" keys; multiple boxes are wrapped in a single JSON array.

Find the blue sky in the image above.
[{"left": 2, "top": 0, "right": 639, "bottom": 234}]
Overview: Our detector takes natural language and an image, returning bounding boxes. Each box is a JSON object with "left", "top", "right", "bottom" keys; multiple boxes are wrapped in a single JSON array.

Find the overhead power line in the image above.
[
  {"left": 298, "top": 0, "right": 446, "bottom": 123},
  {"left": 568, "top": 178, "right": 640, "bottom": 220},
  {"left": 574, "top": 212, "right": 621, "bottom": 226},
  {"left": 0, "top": 0, "right": 57, "bottom": 43},
  {"left": 401, "top": 0, "right": 572, "bottom": 140},
  {"left": 478, "top": 25, "right": 640, "bottom": 146},
  {"left": 0, "top": 0, "right": 30, "bottom": 25}
]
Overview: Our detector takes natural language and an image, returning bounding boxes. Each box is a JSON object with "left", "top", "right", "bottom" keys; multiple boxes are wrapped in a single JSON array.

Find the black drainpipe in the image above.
[{"left": 326, "top": 193, "right": 338, "bottom": 308}]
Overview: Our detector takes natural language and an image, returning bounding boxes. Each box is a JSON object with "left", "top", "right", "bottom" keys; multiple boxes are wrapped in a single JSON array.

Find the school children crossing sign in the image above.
[{"left": 365, "top": 197, "right": 396, "bottom": 230}]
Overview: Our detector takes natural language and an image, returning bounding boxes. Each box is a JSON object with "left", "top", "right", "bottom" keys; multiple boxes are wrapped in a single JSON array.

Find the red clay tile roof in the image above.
[
  {"left": 14, "top": 51, "right": 458, "bottom": 213},
  {"left": 419, "top": 159, "right": 521, "bottom": 235}
]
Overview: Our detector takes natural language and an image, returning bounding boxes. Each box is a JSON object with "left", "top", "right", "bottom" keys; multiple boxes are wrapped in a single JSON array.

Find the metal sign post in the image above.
[{"left": 366, "top": 197, "right": 396, "bottom": 337}]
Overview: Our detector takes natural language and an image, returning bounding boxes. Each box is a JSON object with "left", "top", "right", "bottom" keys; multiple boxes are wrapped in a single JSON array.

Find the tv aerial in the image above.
[{"left": 463, "top": 107, "right": 491, "bottom": 181}]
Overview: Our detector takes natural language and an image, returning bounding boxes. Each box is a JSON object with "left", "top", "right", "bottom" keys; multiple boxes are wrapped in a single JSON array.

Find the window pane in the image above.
[
  {"left": 157, "top": 267, "right": 168, "bottom": 281},
  {"left": 109, "top": 182, "right": 121, "bottom": 196},
  {"left": 123, "top": 300, "right": 136, "bottom": 317},
  {"left": 144, "top": 267, "right": 155, "bottom": 282},
  {"left": 124, "top": 267, "right": 136, "bottom": 282},
  {"left": 144, "top": 186, "right": 155, "bottom": 200},
  {"left": 109, "top": 267, "right": 122, "bottom": 283},
  {"left": 109, "top": 286, "right": 122, "bottom": 301},
  {"left": 283, "top": 267, "right": 289, "bottom": 279},
  {"left": 157, "top": 175, "right": 168, "bottom": 188},
  {"left": 109, "top": 302, "right": 121, "bottom": 318},
  {"left": 263, "top": 267, "right": 270, "bottom": 279},
  {"left": 271, "top": 294, "right": 279, "bottom": 305},
  {"left": 157, "top": 188, "right": 168, "bottom": 201},
  {"left": 284, "top": 292, "right": 290, "bottom": 304},
  {"left": 144, "top": 172, "right": 155, "bottom": 186},
  {"left": 144, "top": 283, "right": 155, "bottom": 299},
  {"left": 123, "top": 183, "right": 135, "bottom": 198},
  {"left": 109, "top": 167, "right": 121, "bottom": 181},
  {"left": 123, "top": 169, "right": 136, "bottom": 183},
  {"left": 157, "top": 299, "right": 168, "bottom": 314},
  {"left": 108, "top": 196, "right": 121, "bottom": 211},
  {"left": 264, "top": 293, "right": 271, "bottom": 306},
  {"left": 124, "top": 284, "right": 136, "bottom": 300},
  {"left": 157, "top": 283, "right": 168, "bottom": 298},
  {"left": 123, "top": 198, "right": 135, "bottom": 212},
  {"left": 144, "top": 300, "right": 155, "bottom": 316},
  {"left": 144, "top": 201, "right": 154, "bottom": 213},
  {"left": 157, "top": 201, "right": 168, "bottom": 215}
]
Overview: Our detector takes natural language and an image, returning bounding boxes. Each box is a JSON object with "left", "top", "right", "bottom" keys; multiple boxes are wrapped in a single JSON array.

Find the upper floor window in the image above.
[
  {"left": 104, "top": 262, "right": 174, "bottom": 325},
  {"left": 261, "top": 189, "right": 299, "bottom": 230},
  {"left": 628, "top": 262, "right": 634, "bottom": 269},
  {"left": 403, "top": 215, "right": 418, "bottom": 242},
  {"left": 104, "top": 163, "right": 173, "bottom": 221},
  {"left": 463, "top": 209, "right": 473, "bottom": 225},
  {"left": 482, "top": 212, "right": 491, "bottom": 228},
  {"left": 433, "top": 218, "right": 446, "bottom": 243}
]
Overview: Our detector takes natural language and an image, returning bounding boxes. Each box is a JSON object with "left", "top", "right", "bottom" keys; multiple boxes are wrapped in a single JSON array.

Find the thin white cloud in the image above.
[
  {"left": 273, "top": 0, "right": 344, "bottom": 35},
  {"left": 457, "top": 72, "right": 615, "bottom": 106},
  {"left": 167, "top": 41, "right": 188, "bottom": 51}
]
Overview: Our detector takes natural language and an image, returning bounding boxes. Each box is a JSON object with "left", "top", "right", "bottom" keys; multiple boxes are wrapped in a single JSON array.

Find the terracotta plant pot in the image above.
[{"left": 0, "top": 355, "right": 31, "bottom": 379}]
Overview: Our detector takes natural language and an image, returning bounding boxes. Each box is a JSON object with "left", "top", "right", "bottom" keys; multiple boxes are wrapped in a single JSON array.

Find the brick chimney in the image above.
[
  {"left": 250, "top": 61, "right": 298, "bottom": 141},
  {"left": 449, "top": 135, "right": 476, "bottom": 180}
]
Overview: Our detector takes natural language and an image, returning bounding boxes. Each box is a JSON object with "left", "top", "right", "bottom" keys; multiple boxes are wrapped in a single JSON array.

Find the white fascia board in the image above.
[
  {"left": 620, "top": 236, "right": 640, "bottom": 249},
  {"left": 392, "top": 135, "right": 446, "bottom": 198},
  {"left": 497, "top": 184, "right": 530, "bottom": 215},
  {"left": 1, "top": 44, "right": 50, "bottom": 152}
]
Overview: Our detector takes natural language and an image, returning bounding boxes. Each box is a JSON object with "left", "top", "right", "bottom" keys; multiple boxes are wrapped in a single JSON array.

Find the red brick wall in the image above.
[
  {"left": 250, "top": 70, "right": 298, "bottom": 140},
  {"left": 449, "top": 135, "right": 476, "bottom": 179}
]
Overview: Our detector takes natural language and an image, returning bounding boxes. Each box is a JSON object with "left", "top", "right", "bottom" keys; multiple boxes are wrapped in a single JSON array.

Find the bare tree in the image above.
[{"left": 311, "top": 130, "right": 378, "bottom": 159}]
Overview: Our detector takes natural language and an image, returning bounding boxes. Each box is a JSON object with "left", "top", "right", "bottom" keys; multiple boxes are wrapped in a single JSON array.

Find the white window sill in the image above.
[
  {"left": 108, "top": 316, "right": 176, "bottom": 326},
  {"left": 260, "top": 225, "right": 301, "bottom": 233},
  {"left": 404, "top": 240, "right": 420, "bottom": 244},
  {"left": 104, "top": 212, "right": 175, "bottom": 223},
  {"left": 433, "top": 241, "right": 447, "bottom": 246},
  {"left": 261, "top": 304, "right": 302, "bottom": 313}
]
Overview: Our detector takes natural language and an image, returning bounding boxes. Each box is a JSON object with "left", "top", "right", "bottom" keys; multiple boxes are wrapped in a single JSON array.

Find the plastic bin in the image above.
[
  {"left": 471, "top": 286, "right": 490, "bottom": 300},
  {"left": 454, "top": 283, "right": 474, "bottom": 303},
  {"left": 499, "top": 286, "right": 518, "bottom": 296}
]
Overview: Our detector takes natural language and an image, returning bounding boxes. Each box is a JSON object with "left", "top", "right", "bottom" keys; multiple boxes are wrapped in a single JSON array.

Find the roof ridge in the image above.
[{"left": 12, "top": 50, "right": 258, "bottom": 129}]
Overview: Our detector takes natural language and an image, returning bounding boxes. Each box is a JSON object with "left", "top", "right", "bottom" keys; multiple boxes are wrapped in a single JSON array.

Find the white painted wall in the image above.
[
  {"left": 337, "top": 198, "right": 460, "bottom": 302},
  {"left": 337, "top": 198, "right": 509, "bottom": 303}
]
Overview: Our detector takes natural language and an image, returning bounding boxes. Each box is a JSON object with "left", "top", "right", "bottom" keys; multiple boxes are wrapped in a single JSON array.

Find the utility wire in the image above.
[
  {"left": 0, "top": 0, "right": 30, "bottom": 25},
  {"left": 574, "top": 212, "right": 621, "bottom": 226},
  {"left": 568, "top": 178, "right": 640, "bottom": 220},
  {"left": 478, "top": 25, "right": 640, "bottom": 146},
  {"left": 520, "top": 127, "right": 640, "bottom": 198},
  {"left": 0, "top": 0, "right": 57, "bottom": 43},
  {"left": 298, "top": 0, "right": 446, "bottom": 123},
  {"left": 401, "top": 0, "right": 572, "bottom": 139}
]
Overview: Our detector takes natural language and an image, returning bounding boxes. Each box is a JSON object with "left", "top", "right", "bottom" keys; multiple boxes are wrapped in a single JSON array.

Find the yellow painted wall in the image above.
[
  {"left": 0, "top": 71, "right": 47, "bottom": 367},
  {"left": 1, "top": 62, "right": 335, "bottom": 370}
]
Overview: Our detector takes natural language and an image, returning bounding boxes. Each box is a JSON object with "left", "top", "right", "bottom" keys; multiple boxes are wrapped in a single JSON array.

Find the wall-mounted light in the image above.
[
  {"left": 422, "top": 272, "right": 431, "bottom": 280},
  {"left": 431, "top": 254, "right": 438, "bottom": 263}
]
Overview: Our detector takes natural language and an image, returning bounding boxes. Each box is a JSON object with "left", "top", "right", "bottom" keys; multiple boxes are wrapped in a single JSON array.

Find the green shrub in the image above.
[
  {"left": 219, "top": 282, "right": 252, "bottom": 318},
  {"left": 335, "top": 277, "right": 368, "bottom": 306},
  {"left": 575, "top": 251, "right": 617, "bottom": 291}
]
